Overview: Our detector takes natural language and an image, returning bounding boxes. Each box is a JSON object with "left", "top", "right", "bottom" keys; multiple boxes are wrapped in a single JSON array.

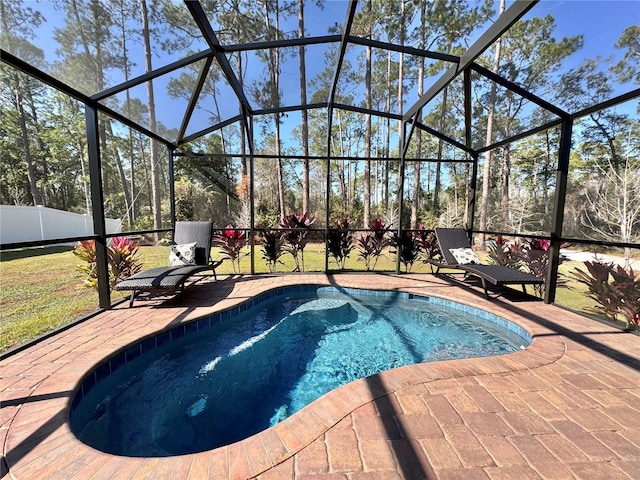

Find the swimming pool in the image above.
[{"left": 70, "top": 286, "right": 530, "bottom": 457}]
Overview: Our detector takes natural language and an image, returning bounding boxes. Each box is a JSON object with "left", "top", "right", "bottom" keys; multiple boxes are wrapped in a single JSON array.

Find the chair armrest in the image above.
[{"left": 209, "top": 258, "right": 224, "bottom": 270}]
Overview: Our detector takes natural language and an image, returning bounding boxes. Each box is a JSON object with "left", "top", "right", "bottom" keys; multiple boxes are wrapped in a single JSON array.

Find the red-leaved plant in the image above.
[
  {"left": 356, "top": 218, "right": 391, "bottom": 271},
  {"left": 571, "top": 261, "right": 639, "bottom": 330},
  {"left": 73, "top": 236, "right": 142, "bottom": 291},
  {"left": 391, "top": 229, "right": 422, "bottom": 273},
  {"left": 486, "top": 235, "right": 520, "bottom": 269},
  {"left": 260, "top": 230, "right": 285, "bottom": 273},
  {"left": 327, "top": 218, "right": 354, "bottom": 270},
  {"left": 413, "top": 225, "right": 441, "bottom": 266},
  {"left": 213, "top": 225, "right": 248, "bottom": 273},
  {"left": 280, "top": 211, "right": 315, "bottom": 272},
  {"left": 487, "top": 236, "right": 562, "bottom": 296}
]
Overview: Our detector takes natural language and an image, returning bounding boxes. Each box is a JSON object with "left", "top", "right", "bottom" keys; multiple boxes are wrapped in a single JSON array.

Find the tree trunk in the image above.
[
  {"left": 116, "top": 1, "right": 135, "bottom": 228},
  {"left": 106, "top": 121, "right": 132, "bottom": 227},
  {"left": 502, "top": 143, "right": 511, "bottom": 227},
  {"left": 434, "top": 85, "right": 448, "bottom": 217},
  {"left": 396, "top": 0, "right": 405, "bottom": 219},
  {"left": 364, "top": 2, "right": 372, "bottom": 227},
  {"left": 69, "top": 0, "right": 110, "bottom": 199},
  {"left": 543, "top": 130, "right": 552, "bottom": 230},
  {"left": 141, "top": 0, "right": 162, "bottom": 239},
  {"left": 25, "top": 85, "right": 50, "bottom": 206},
  {"left": 264, "top": 0, "right": 286, "bottom": 221},
  {"left": 433, "top": 31, "right": 453, "bottom": 218},
  {"left": 452, "top": 163, "right": 459, "bottom": 219},
  {"left": 90, "top": 0, "right": 110, "bottom": 198},
  {"left": 298, "top": 0, "right": 310, "bottom": 214},
  {"left": 464, "top": 163, "right": 470, "bottom": 227},
  {"left": 77, "top": 136, "right": 92, "bottom": 215},
  {"left": 384, "top": 51, "right": 391, "bottom": 211},
  {"left": 14, "top": 87, "right": 43, "bottom": 206},
  {"left": 411, "top": 0, "right": 426, "bottom": 229},
  {"left": 480, "top": 0, "right": 505, "bottom": 242},
  {"left": 591, "top": 114, "right": 621, "bottom": 171},
  {"left": 126, "top": 121, "right": 137, "bottom": 225}
]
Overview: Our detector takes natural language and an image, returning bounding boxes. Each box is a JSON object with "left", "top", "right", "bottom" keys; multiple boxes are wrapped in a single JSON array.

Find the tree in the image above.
[
  {"left": 613, "top": 25, "right": 640, "bottom": 86},
  {"left": 557, "top": 35, "right": 639, "bottom": 266},
  {"left": 1, "top": 0, "right": 47, "bottom": 206},
  {"left": 580, "top": 136, "right": 640, "bottom": 268},
  {"left": 248, "top": 0, "right": 290, "bottom": 222},
  {"left": 361, "top": 0, "right": 373, "bottom": 228},
  {"left": 410, "top": 0, "right": 426, "bottom": 229},
  {"left": 479, "top": 0, "right": 505, "bottom": 239},
  {"left": 478, "top": 7, "right": 583, "bottom": 233},
  {"left": 509, "top": 120, "right": 560, "bottom": 233},
  {"left": 298, "top": 0, "right": 311, "bottom": 214},
  {"left": 107, "top": 0, "right": 139, "bottom": 228},
  {"left": 495, "top": 15, "right": 582, "bottom": 228},
  {"left": 140, "top": 0, "right": 163, "bottom": 239}
]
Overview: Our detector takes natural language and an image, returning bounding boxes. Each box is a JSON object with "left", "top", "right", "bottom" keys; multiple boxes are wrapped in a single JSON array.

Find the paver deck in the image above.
[{"left": 2, "top": 273, "right": 639, "bottom": 480}]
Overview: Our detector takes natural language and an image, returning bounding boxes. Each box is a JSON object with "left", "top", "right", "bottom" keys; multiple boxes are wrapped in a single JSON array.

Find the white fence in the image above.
[{"left": 0, "top": 205, "right": 122, "bottom": 244}]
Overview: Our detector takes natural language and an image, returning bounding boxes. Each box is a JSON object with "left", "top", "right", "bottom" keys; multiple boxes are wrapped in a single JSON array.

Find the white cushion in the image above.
[
  {"left": 169, "top": 242, "right": 197, "bottom": 266},
  {"left": 449, "top": 247, "right": 480, "bottom": 265}
]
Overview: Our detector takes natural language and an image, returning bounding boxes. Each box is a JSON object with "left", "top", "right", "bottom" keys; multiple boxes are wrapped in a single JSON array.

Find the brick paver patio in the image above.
[{"left": 2, "top": 273, "right": 639, "bottom": 479}]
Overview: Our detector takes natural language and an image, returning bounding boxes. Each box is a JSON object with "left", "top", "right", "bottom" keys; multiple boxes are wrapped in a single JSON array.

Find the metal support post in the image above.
[
  {"left": 545, "top": 117, "right": 573, "bottom": 304},
  {"left": 85, "top": 105, "right": 110, "bottom": 308}
]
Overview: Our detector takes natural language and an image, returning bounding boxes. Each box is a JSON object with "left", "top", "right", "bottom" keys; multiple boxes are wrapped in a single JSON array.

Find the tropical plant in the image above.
[
  {"left": 609, "top": 265, "right": 640, "bottom": 330},
  {"left": 260, "top": 230, "right": 285, "bottom": 273},
  {"left": 73, "top": 237, "right": 143, "bottom": 291},
  {"left": 391, "top": 230, "right": 422, "bottom": 273},
  {"left": 213, "top": 225, "right": 248, "bottom": 274},
  {"left": 280, "top": 211, "right": 316, "bottom": 272},
  {"left": 516, "top": 238, "right": 552, "bottom": 280},
  {"left": 356, "top": 218, "right": 391, "bottom": 270},
  {"left": 571, "top": 260, "right": 639, "bottom": 330},
  {"left": 487, "top": 236, "right": 562, "bottom": 296},
  {"left": 327, "top": 218, "right": 354, "bottom": 270},
  {"left": 486, "top": 235, "right": 519, "bottom": 268},
  {"left": 413, "top": 226, "right": 441, "bottom": 265}
]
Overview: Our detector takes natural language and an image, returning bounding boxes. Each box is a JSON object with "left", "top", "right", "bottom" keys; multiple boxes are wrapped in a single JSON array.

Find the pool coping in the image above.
[{"left": 5, "top": 273, "right": 636, "bottom": 480}]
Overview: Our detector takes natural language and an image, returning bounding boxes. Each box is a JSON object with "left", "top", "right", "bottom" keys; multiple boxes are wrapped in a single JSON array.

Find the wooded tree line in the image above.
[{"left": 1, "top": 0, "right": 638, "bottom": 248}]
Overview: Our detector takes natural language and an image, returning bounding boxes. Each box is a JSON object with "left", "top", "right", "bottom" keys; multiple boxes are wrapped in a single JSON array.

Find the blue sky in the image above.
[{"left": 15, "top": 0, "right": 640, "bottom": 145}]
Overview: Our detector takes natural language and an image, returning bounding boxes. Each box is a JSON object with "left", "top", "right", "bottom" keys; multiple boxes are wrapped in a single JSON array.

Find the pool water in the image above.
[{"left": 70, "top": 288, "right": 524, "bottom": 457}]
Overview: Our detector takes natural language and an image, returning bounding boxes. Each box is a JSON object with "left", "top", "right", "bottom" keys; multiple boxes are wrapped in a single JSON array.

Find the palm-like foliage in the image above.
[
  {"left": 486, "top": 236, "right": 520, "bottom": 268},
  {"left": 261, "top": 230, "right": 285, "bottom": 273},
  {"left": 391, "top": 230, "right": 422, "bottom": 273},
  {"left": 356, "top": 218, "right": 391, "bottom": 271},
  {"left": 413, "top": 226, "right": 441, "bottom": 266},
  {"left": 73, "top": 237, "right": 142, "bottom": 291},
  {"left": 280, "top": 211, "right": 315, "bottom": 272},
  {"left": 486, "top": 237, "right": 563, "bottom": 296},
  {"left": 571, "top": 261, "right": 639, "bottom": 330},
  {"left": 213, "top": 225, "right": 248, "bottom": 274},
  {"left": 327, "top": 219, "right": 354, "bottom": 270}
]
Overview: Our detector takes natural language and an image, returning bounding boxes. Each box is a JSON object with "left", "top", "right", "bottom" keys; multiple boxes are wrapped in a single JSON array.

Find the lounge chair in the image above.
[
  {"left": 115, "top": 221, "right": 222, "bottom": 307},
  {"left": 429, "top": 228, "right": 544, "bottom": 298}
]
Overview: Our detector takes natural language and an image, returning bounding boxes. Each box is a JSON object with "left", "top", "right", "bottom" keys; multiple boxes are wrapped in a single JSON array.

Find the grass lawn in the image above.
[{"left": 0, "top": 243, "right": 613, "bottom": 353}]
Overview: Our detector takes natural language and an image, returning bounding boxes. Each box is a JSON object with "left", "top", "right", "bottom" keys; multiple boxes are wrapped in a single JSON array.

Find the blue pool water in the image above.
[{"left": 70, "top": 287, "right": 528, "bottom": 457}]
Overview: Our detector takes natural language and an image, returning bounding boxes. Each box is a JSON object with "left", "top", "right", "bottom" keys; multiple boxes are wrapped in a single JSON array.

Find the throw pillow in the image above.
[
  {"left": 169, "top": 242, "right": 197, "bottom": 266},
  {"left": 449, "top": 247, "right": 480, "bottom": 265}
]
